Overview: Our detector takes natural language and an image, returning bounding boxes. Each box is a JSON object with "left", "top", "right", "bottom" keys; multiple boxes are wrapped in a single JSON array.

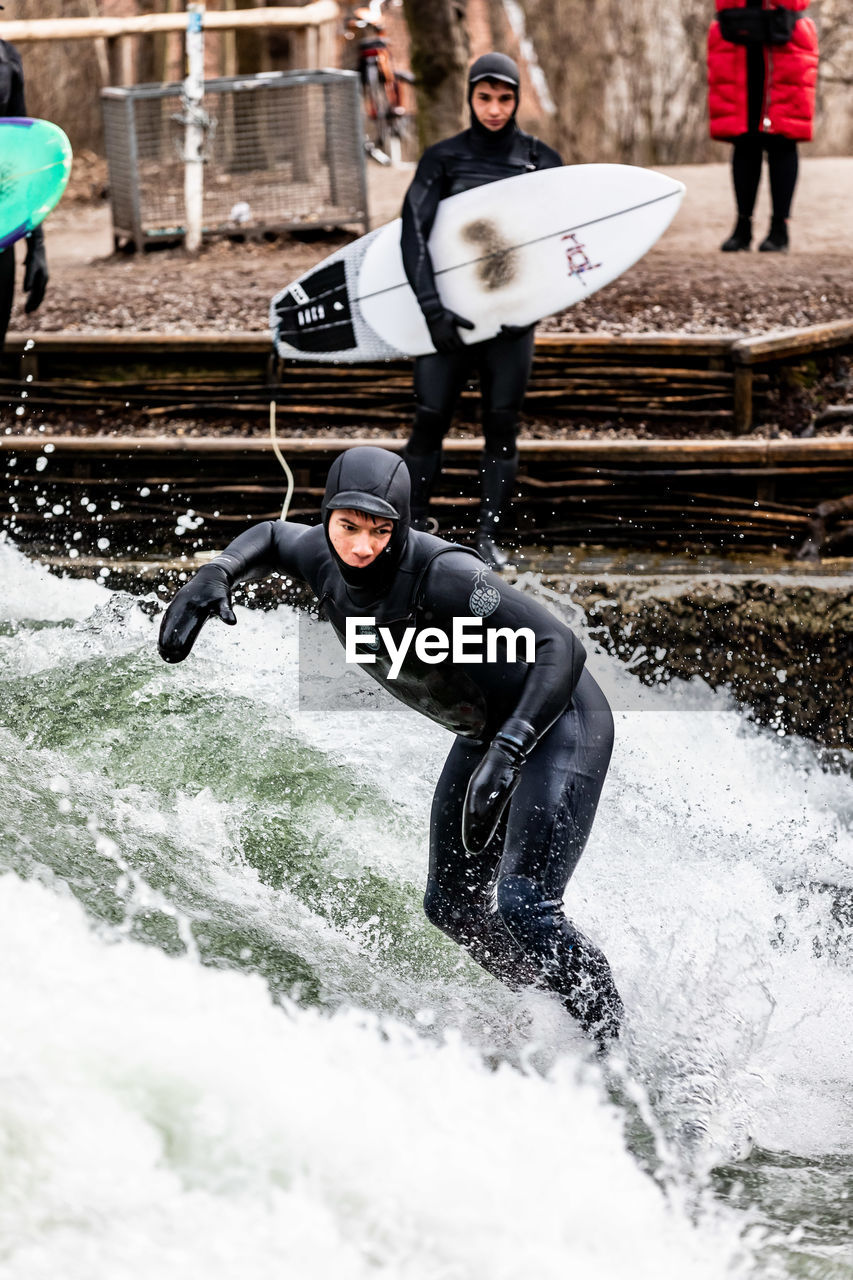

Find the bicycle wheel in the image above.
[{"left": 365, "top": 60, "right": 391, "bottom": 156}]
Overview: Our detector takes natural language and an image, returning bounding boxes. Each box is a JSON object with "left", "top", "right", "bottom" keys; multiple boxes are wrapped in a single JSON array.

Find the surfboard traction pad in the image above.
[{"left": 271, "top": 225, "right": 403, "bottom": 364}]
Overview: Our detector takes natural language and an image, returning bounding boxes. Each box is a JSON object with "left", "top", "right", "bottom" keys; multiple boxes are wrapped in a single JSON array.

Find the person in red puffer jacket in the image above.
[{"left": 708, "top": 0, "right": 819, "bottom": 252}]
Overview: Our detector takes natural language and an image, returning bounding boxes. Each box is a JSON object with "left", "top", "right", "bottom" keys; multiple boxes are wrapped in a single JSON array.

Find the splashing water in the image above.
[{"left": 0, "top": 538, "right": 850, "bottom": 1279}]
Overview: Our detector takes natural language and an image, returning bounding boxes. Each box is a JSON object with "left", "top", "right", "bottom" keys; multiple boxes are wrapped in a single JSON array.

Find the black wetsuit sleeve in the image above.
[
  {"left": 400, "top": 147, "right": 447, "bottom": 317},
  {"left": 3, "top": 42, "right": 26, "bottom": 115},
  {"left": 209, "top": 519, "right": 313, "bottom": 585},
  {"left": 1, "top": 43, "right": 27, "bottom": 116},
  {"left": 422, "top": 552, "right": 586, "bottom": 744}
]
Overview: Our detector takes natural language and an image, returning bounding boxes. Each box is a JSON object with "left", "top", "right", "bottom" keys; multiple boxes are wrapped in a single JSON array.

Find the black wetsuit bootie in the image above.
[
  {"left": 759, "top": 218, "right": 789, "bottom": 252},
  {"left": 721, "top": 216, "right": 752, "bottom": 252}
]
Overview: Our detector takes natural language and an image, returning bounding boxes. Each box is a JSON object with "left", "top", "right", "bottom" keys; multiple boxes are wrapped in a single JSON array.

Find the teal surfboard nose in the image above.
[{"left": 0, "top": 117, "right": 73, "bottom": 250}]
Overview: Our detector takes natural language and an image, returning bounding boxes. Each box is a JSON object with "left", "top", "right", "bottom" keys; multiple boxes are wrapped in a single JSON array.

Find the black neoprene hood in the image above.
[
  {"left": 321, "top": 446, "right": 412, "bottom": 591},
  {"left": 468, "top": 52, "right": 521, "bottom": 93},
  {"left": 467, "top": 52, "right": 521, "bottom": 143},
  {"left": 321, "top": 447, "right": 410, "bottom": 526}
]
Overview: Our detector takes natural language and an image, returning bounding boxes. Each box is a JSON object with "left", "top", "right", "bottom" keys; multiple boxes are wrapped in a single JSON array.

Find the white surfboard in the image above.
[{"left": 270, "top": 164, "right": 684, "bottom": 363}]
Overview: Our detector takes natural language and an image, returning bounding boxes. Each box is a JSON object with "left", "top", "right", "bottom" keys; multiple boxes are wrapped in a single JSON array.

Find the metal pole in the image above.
[{"left": 183, "top": 1, "right": 205, "bottom": 253}]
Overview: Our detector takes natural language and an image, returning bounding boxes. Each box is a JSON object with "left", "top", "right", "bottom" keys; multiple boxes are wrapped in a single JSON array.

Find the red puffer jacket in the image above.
[{"left": 707, "top": 0, "right": 819, "bottom": 141}]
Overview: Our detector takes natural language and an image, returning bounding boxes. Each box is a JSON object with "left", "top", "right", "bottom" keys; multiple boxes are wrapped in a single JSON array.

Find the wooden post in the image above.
[
  {"left": 106, "top": 36, "right": 122, "bottom": 85},
  {"left": 220, "top": 0, "right": 238, "bottom": 76},
  {"left": 184, "top": 2, "right": 206, "bottom": 254},
  {"left": 733, "top": 365, "right": 753, "bottom": 435},
  {"left": 83, "top": 0, "right": 111, "bottom": 87}
]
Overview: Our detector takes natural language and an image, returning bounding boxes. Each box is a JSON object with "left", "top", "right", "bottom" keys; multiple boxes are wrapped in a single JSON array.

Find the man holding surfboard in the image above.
[
  {"left": 0, "top": 29, "right": 49, "bottom": 350},
  {"left": 158, "top": 446, "right": 623, "bottom": 1052},
  {"left": 400, "top": 52, "right": 562, "bottom": 569}
]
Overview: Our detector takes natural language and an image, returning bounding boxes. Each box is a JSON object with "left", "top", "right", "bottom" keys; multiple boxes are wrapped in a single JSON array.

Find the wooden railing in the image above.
[{"left": 2, "top": 3, "right": 340, "bottom": 87}]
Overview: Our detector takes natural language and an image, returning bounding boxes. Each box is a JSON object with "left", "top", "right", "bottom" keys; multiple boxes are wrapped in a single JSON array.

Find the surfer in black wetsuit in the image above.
[
  {"left": 400, "top": 52, "right": 562, "bottom": 570},
  {"left": 0, "top": 32, "right": 49, "bottom": 352},
  {"left": 159, "top": 446, "right": 622, "bottom": 1048}
]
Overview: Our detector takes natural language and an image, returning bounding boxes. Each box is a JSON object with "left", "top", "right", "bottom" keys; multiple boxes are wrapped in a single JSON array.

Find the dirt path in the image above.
[{"left": 8, "top": 156, "right": 853, "bottom": 337}]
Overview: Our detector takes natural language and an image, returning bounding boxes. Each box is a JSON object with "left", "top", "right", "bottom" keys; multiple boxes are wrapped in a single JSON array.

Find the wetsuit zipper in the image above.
[
  {"left": 760, "top": 0, "right": 772, "bottom": 132},
  {"left": 762, "top": 45, "right": 774, "bottom": 131}
]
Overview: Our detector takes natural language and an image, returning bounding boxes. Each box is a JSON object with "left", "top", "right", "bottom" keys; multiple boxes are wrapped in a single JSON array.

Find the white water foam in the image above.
[
  {"left": 0, "top": 875, "right": 748, "bottom": 1280},
  {"left": 0, "top": 535, "right": 106, "bottom": 621},
  {"left": 2, "top": 541, "right": 852, "bottom": 1274}
]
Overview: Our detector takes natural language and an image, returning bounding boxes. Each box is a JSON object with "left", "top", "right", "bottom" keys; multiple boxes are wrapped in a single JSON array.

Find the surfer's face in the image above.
[
  {"left": 471, "top": 82, "right": 516, "bottom": 131},
  {"left": 328, "top": 509, "right": 394, "bottom": 568}
]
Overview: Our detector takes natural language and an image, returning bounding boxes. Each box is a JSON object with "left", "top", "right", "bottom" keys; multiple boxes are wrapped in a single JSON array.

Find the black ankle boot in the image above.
[
  {"left": 477, "top": 454, "right": 517, "bottom": 571},
  {"left": 759, "top": 218, "right": 789, "bottom": 252},
  {"left": 721, "top": 216, "right": 752, "bottom": 252}
]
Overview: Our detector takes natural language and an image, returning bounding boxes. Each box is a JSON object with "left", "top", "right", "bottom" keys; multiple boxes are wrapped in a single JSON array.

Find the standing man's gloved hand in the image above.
[
  {"left": 423, "top": 303, "right": 475, "bottom": 354},
  {"left": 463, "top": 718, "right": 537, "bottom": 853},
  {"left": 23, "top": 226, "right": 48, "bottom": 314},
  {"left": 158, "top": 564, "right": 236, "bottom": 664}
]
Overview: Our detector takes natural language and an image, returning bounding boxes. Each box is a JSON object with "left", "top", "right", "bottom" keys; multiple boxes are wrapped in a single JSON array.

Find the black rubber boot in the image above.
[
  {"left": 721, "top": 216, "right": 752, "bottom": 252},
  {"left": 403, "top": 445, "right": 442, "bottom": 531},
  {"left": 759, "top": 218, "right": 789, "bottom": 252},
  {"left": 476, "top": 454, "right": 518, "bottom": 570}
]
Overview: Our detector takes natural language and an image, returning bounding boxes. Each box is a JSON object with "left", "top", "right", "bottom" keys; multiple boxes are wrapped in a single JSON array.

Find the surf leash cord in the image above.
[{"left": 269, "top": 400, "right": 294, "bottom": 521}]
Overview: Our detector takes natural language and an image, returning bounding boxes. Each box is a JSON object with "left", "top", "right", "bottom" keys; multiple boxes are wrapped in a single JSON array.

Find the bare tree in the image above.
[
  {"left": 500, "top": 0, "right": 851, "bottom": 164},
  {"left": 14, "top": 0, "right": 105, "bottom": 152},
  {"left": 401, "top": 0, "right": 470, "bottom": 149},
  {"left": 513, "top": 0, "right": 612, "bottom": 161},
  {"left": 809, "top": 0, "right": 853, "bottom": 152}
]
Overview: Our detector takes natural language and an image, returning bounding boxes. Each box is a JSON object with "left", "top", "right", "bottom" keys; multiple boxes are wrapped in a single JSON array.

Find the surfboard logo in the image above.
[
  {"left": 297, "top": 304, "right": 325, "bottom": 327},
  {"left": 469, "top": 569, "right": 501, "bottom": 618},
  {"left": 562, "top": 233, "right": 602, "bottom": 287}
]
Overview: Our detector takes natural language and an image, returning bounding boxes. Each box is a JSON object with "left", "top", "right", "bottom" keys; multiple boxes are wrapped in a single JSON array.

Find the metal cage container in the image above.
[{"left": 101, "top": 69, "right": 368, "bottom": 251}]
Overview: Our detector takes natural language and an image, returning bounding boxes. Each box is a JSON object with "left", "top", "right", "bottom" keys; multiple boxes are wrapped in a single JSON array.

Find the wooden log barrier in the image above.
[
  {"left": 2, "top": 434, "right": 851, "bottom": 556},
  {"left": 5, "top": 324, "right": 851, "bottom": 431}
]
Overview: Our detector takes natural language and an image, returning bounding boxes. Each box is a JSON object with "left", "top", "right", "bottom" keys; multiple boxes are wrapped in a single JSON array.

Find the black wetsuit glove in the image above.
[
  {"left": 462, "top": 718, "right": 537, "bottom": 854},
  {"left": 158, "top": 563, "right": 236, "bottom": 664},
  {"left": 23, "top": 226, "right": 48, "bottom": 314},
  {"left": 423, "top": 303, "right": 475, "bottom": 354}
]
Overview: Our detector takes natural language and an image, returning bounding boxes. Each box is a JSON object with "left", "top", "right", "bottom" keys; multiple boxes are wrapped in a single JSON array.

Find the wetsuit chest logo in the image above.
[{"left": 469, "top": 569, "right": 500, "bottom": 618}]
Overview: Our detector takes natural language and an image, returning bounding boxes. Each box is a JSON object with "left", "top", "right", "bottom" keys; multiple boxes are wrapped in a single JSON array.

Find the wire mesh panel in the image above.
[{"left": 101, "top": 70, "right": 368, "bottom": 251}]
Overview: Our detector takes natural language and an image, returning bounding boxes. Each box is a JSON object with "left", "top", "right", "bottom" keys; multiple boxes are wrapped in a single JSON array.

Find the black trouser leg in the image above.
[
  {"left": 495, "top": 670, "right": 621, "bottom": 1039},
  {"left": 407, "top": 349, "right": 471, "bottom": 527},
  {"left": 475, "top": 327, "right": 534, "bottom": 562},
  {"left": 766, "top": 136, "right": 798, "bottom": 222},
  {"left": 479, "top": 398, "right": 521, "bottom": 539},
  {"left": 758, "top": 137, "right": 798, "bottom": 249},
  {"left": 426, "top": 669, "right": 622, "bottom": 1043},
  {"left": 404, "top": 407, "right": 446, "bottom": 530},
  {"left": 0, "top": 247, "right": 15, "bottom": 352},
  {"left": 478, "top": 446, "right": 518, "bottom": 539},
  {"left": 425, "top": 738, "right": 541, "bottom": 988},
  {"left": 731, "top": 134, "right": 764, "bottom": 218}
]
